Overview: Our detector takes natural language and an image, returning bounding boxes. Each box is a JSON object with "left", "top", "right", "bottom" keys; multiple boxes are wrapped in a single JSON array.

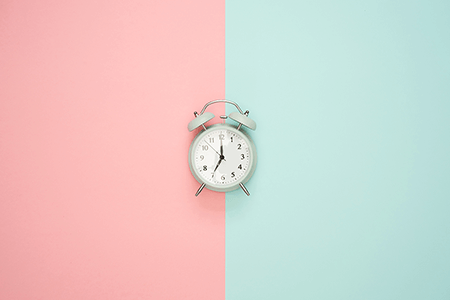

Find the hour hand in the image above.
[{"left": 213, "top": 158, "right": 223, "bottom": 174}]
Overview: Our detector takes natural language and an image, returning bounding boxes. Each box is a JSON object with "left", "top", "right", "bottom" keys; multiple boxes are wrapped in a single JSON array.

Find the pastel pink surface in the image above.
[{"left": 0, "top": 1, "right": 224, "bottom": 299}]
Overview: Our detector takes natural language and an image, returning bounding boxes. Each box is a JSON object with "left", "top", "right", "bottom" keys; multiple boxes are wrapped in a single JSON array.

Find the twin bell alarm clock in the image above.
[{"left": 188, "top": 100, "right": 257, "bottom": 196}]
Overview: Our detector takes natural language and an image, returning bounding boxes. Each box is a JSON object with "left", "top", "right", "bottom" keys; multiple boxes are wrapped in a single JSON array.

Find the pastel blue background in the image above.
[{"left": 225, "top": 1, "right": 450, "bottom": 299}]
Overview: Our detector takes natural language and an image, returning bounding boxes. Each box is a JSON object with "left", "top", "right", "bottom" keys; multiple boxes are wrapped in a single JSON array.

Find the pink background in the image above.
[{"left": 0, "top": 1, "right": 225, "bottom": 299}]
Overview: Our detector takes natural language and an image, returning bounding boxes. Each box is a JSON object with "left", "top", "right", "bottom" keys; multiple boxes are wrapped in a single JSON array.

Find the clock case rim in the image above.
[{"left": 188, "top": 123, "right": 257, "bottom": 192}]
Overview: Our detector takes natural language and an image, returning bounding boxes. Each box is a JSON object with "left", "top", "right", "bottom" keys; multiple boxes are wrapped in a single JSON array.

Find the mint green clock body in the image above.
[{"left": 187, "top": 100, "right": 257, "bottom": 196}]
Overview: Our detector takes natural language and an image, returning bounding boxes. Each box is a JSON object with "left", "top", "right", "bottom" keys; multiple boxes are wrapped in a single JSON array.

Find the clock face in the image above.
[{"left": 192, "top": 126, "right": 253, "bottom": 188}]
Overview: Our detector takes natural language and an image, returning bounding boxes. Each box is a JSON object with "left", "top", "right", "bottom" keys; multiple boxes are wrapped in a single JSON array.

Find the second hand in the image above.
[{"left": 204, "top": 140, "right": 226, "bottom": 161}]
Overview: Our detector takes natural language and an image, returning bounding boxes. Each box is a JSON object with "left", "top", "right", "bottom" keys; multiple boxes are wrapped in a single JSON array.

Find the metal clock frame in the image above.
[{"left": 188, "top": 100, "right": 257, "bottom": 196}]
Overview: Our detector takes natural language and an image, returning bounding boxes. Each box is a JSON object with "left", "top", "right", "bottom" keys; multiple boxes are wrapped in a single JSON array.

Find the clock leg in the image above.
[
  {"left": 195, "top": 183, "right": 206, "bottom": 197},
  {"left": 239, "top": 183, "right": 250, "bottom": 196}
]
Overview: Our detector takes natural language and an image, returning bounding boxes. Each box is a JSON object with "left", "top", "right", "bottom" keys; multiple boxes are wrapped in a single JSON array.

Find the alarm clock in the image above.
[{"left": 188, "top": 100, "right": 257, "bottom": 196}]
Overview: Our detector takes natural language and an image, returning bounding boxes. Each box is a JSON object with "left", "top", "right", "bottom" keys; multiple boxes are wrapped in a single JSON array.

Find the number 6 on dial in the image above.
[{"left": 187, "top": 100, "right": 257, "bottom": 196}]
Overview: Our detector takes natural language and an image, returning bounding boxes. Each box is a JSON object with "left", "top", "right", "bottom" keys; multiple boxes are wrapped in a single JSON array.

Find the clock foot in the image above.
[
  {"left": 195, "top": 183, "right": 206, "bottom": 197},
  {"left": 239, "top": 183, "right": 250, "bottom": 196}
]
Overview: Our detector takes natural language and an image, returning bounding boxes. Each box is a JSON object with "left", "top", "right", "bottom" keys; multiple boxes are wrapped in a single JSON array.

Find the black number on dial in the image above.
[
  {"left": 241, "top": 154, "right": 245, "bottom": 160},
  {"left": 237, "top": 144, "right": 241, "bottom": 150},
  {"left": 231, "top": 172, "right": 235, "bottom": 178},
  {"left": 238, "top": 164, "right": 242, "bottom": 170},
  {"left": 203, "top": 165, "right": 207, "bottom": 171},
  {"left": 202, "top": 145, "right": 209, "bottom": 151}
]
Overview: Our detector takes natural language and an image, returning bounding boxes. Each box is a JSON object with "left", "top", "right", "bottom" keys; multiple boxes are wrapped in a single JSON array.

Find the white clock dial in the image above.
[{"left": 193, "top": 127, "right": 251, "bottom": 187}]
